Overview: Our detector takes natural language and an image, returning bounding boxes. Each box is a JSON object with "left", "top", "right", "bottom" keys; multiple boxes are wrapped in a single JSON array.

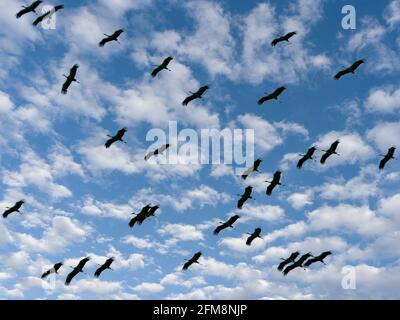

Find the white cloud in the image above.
[
  {"left": 287, "top": 190, "right": 314, "bottom": 209},
  {"left": 133, "top": 282, "right": 164, "bottom": 294},
  {"left": 17, "top": 216, "right": 92, "bottom": 254},
  {"left": 365, "top": 86, "right": 400, "bottom": 114},
  {"left": 367, "top": 122, "right": 400, "bottom": 149}
]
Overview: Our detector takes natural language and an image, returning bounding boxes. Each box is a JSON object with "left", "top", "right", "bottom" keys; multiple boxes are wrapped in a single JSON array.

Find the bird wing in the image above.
[
  {"left": 237, "top": 197, "right": 245, "bottom": 209},
  {"left": 246, "top": 235, "right": 254, "bottom": 246},
  {"left": 16, "top": 8, "right": 29, "bottom": 18},
  {"left": 105, "top": 137, "right": 117, "bottom": 148},
  {"left": 379, "top": 157, "right": 388, "bottom": 170},
  {"left": 151, "top": 66, "right": 162, "bottom": 77},
  {"left": 94, "top": 266, "right": 105, "bottom": 278},
  {"left": 213, "top": 224, "right": 225, "bottom": 235},
  {"left": 41, "top": 269, "right": 51, "bottom": 279},
  {"left": 257, "top": 95, "right": 272, "bottom": 105},
  {"left": 266, "top": 184, "right": 275, "bottom": 195},
  {"left": 61, "top": 78, "right": 71, "bottom": 94},
  {"left": 99, "top": 37, "right": 110, "bottom": 47},
  {"left": 182, "top": 261, "right": 192, "bottom": 270},
  {"left": 297, "top": 156, "right": 306, "bottom": 168},
  {"left": 144, "top": 150, "right": 156, "bottom": 161},
  {"left": 32, "top": 14, "right": 46, "bottom": 26},
  {"left": 277, "top": 260, "right": 289, "bottom": 271},
  {"left": 65, "top": 269, "right": 78, "bottom": 285},
  {"left": 303, "top": 258, "right": 317, "bottom": 267},
  {"left": 182, "top": 94, "right": 196, "bottom": 106},
  {"left": 128, "top": 216, "right": 139, "bottom": 228},
  {"left": 283, "top": 263, "right": 298, "bottom": 276},
  {"left": 241, "top": 166, "right": 253, "bottom": 179},
  {"left": 334, "top": 69, "right": 348, "bottom": 80},
  {"left": 320, "top": 152, "right": 330, "bottom": 164}
]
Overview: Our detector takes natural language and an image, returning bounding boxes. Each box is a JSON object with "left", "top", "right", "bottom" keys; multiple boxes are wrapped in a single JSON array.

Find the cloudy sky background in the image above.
[{"left": 1, "top": 0, "right": 400, "bottom": 299}]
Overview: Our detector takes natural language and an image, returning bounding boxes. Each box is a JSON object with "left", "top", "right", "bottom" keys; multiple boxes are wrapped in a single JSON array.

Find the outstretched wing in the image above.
[
  {"left": 182, "top": 261, "right": 192, "bottom": 270},
  {"left": 32, "top": 13, "right": 47, "bottom": 26},
  {"left": 182, "top": 94, "right": 196, "bottom": 106},
  {"left": 65, "top": 269, "right": 78, "bottom": 285},
  {"left": 266, "top": 184, "right": 274, "bottom": 196},
  {"left": 151, "top": 66, "right": 163, "bottom": 77},
  {"left": 283, "top": 263, "right": 298, "bottom": 276},
  {"left": 99, "top": 37, "right": 110, "bottom": 47},
  {"left": 334, "top": 69, "right": 347, "bottom": 80},
  {"left": 105, "top": 137, "right": 117, "bottom": 148},
  {"left": 379, "top": 157, "right": 388, "bottom": 170},
  {"left": 237, "top": 197, "right": 245, "bottom": 209},
  {"left": 213, "top": 224, "right": 225, "bottom": 235},
  {"left": 94, "top": 266, "right": 105, "bottom": 278},
  {"left": 257, "top": 95, "right": 271, "bottom": 105},
  {"left": 320, "top": 152, "right": 330, "bottom": 164},
  {"left": 297, "top": 156, "right": 307, "bottom": 169}
]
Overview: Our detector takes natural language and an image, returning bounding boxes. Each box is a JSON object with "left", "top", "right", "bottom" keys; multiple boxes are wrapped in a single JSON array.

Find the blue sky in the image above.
[{"left": 1, "top": 0, "right": 400, "bottom": 299}]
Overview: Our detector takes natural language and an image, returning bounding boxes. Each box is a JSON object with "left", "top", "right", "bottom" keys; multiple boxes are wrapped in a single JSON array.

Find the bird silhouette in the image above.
[
  {"left": 3, "top": 200, "right": 24, "bottom": 218},
  {"left": 213, "top": 215, "right": 240, "bottom": 235},
  {"left": 271, "top": 31, "right": 297, "bottom": 46},
  {"left": 258, "top": 86, "right": 286, "bottom": 105},
  {"left": 99, "top": 29, "right": 124, "bottom": 47},
  {"left": 297, "top": 147, "right": 317, "bottom": 169},
  {"left": 151, "top": 57, "right": 173, "bottom": 77},
  {"left": 241, "top": 159, "right": 262, "bottom": 179},
  {"left": 94, "top": 258, "right": 114, "bottom": 277},
  {"left": 33, "top": 4, "right": 64, "bottom": 26},
  {"left": 182, "top": 252, "right": 202, "bottom": 270},
  {"left": 246, "top": 227, "right": 262, "bottom": 246},
  {"left": 61, "top": 64, "right": 79, "bottom": 94},
  {"left": 16, "top": 1, "right": 42, "bottom": 19},
  {"left": 237, "top": 186, "right": 254, "bottom": 209},
  {"left": 105, "top": 128, "right": 127, "bottom": 148},
  {"left": 379, "top": 147, "right": 396, "bottom": 170},
  {"left": 320, "top": 140, "right": 340, "bottom": 164},
  {"left": 41, "top": 262, "right": 63, "bottom": 279},
  {"left": 182, "top": 85, "right": 209, "bottom": 106},
  {"left": 334, "top": 59, "right": 364, "bottom": 80}
]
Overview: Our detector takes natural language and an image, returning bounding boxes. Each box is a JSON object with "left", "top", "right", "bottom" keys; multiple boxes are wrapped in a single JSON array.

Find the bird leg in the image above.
[
  {"left": 62, "top": 74, "right": 68, "bottom": 78},
  {"left": 103, "top": 34, "right": 110, "bottom": 37}
]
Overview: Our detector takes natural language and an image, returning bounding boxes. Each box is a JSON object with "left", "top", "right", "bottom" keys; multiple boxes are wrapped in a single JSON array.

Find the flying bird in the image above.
[
  {"left": 297, "top": 147, "right": 317, "bottom": 169},
  {"left": 3, "top": 200, "right": 24, "bottom": 218},
  {"left": 41, "top": 262, "right": 63, "bottom": 279},
  {"left": 128, "top": 204, "right": 158, "bottom": 227},
  {"left": 277, "top": 252, "right": 300, "bottom": 271},
  {"left": 145, "top": 205, "right": 159, "bottom": 217},
  {"left": 32, "top": 4, "right": 64, "bottom": 26},
  {"left": 257, "top": 86, "right": 286, "bottom": 105},
  {"left": 151, "top": 57, "right": 173, "bottom": 77},
  {"left": 99, "top": 29, "right": 124, "bottom": 47},
  {"left": 271, "top": 31, "right": 297, "bottom": 46},
  {"left": 303, "top": 251, "right": 332, "bottom": 267},
  {"left": 65, "top": 257, "right": 90, "bottom": 285},
  {"left": 237, "top": 186, "right": 254, "bottom": 209},
  {"left": 16, "top": 1, "right": 42, "bottom": 19},
  {"left": 334, "top": 59, "right": 364, "bottom": 80},
  {"left": 213, "top": 215, "right": 240, "bottom": 235},
  {"left": 105, "top": 128, "right": 127, "bottom": 148},
  {"left": 379, "top": 147, "right": 396, "bottom": 170},
  {"left": 61, "top": 64, "right": 79, "bottom": 94},
  {"left": 320, "top": 140, "right": 340, "bottom": 164},
  {"left": 182, "top": 252, "right": 202, "bottom": 270},
  {"left": 265, "top": 171, "right": 282, "bottom": 196},
  {"left": 94, "top": 258, "right": 114, "bottom": 278},
  {"left": 246, "top": 227, "right": 262, "bottom": 246},
  {"left": 144, "top": 144, "right": 170, "bottom": 161},
  {"left": 241, "top": 159, "right": 262, "bottom": 179},
  {"left": 282, "top": 253, "right": 313, "bottom": 276},
  {"left": 182, "top": 85, "right": 209, "bottom": 106}
]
